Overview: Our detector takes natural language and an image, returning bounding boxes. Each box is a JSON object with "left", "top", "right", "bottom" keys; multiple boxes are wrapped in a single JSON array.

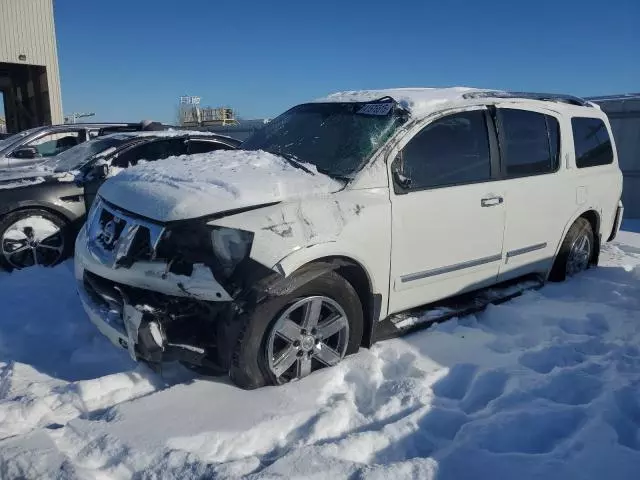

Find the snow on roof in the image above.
[
  {"left": 313, "top": 87, "right": 486, "bottom": 116},
  {"left": 111, "top": 129, "right": 227, "bottom": 139}
]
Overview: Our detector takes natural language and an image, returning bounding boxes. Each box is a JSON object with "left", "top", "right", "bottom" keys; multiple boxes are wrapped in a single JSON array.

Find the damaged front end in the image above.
[
  {"left": 77, "top": 197, "right": 280, "bottom": 373},
  {"left": 82, "top": 270, "right": 230, "bottom": 371}
]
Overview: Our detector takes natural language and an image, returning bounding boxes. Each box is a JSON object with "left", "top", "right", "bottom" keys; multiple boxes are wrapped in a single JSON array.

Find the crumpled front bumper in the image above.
[{"left": 74, "top": 226, "right": 231, "bottom": 368}]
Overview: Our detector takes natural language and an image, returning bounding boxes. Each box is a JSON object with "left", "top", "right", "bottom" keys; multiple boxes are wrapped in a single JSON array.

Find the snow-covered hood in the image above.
[
  {"left": 98, "top": 150, "right": 344, "bottom": 222},
  {"left": 0, "top": 164, "right": 75, "bottom": 189},
  {"left": 0, "top": 167, "right": 49, "bottom": 183}
]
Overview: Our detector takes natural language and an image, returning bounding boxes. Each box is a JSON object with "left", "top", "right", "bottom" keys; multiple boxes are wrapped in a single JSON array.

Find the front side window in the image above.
[
  {"left": 45, "top": 135, "right": 135, "bottom": 172},
  {"left": 571, "top": 117, "right": 613, "bottom": 168},
  {"left": 24, "top": 131, "right": 81, "bottom": 157},
  {"left": 497, "top": 109, "right": 559, "bottom": 177},
  {"left": 398, "top": 110, "right": 492, "bottom": 190},
  {"left": 188, "top": 140, "right": 234, "bottom": 155},
  {"left": 242, "top": 101, "right": 407, "bottom": 179}
]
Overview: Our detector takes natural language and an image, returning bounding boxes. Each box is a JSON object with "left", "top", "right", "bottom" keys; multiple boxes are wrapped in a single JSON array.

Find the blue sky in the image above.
[{"left": 54, "top": 0, "right": 639, "bottom": 123}]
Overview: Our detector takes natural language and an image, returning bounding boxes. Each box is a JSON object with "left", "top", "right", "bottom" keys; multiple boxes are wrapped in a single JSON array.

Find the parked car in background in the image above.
[
  {"left": 75, "top": 88, "right": 623, "bottom": 389},
  {"left": 0, "top": 121, "right": 170, "bottom": 169},
  {"left": 0, "top": 131, "right": 239, "bottom": 270}
]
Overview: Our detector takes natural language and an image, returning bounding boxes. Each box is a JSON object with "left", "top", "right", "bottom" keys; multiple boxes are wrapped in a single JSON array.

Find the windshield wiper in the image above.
[
  {"left": 316, "top": 167, "right": 351, "bottom": 183},
  {"left": 267, "top": 149, "right": 315, "bottom": 175}
]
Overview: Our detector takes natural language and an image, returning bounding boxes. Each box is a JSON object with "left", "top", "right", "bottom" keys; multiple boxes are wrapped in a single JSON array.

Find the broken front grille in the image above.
[{"left": 86, "top": 198, "right": 165, "bottom": 268}]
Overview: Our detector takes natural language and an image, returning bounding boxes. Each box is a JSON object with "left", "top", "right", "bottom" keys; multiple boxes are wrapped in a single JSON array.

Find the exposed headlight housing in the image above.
[
  {"left": 86, "top": 195, "right": 102, "bottom": 228},
  {"left": 156, "top": 223, "right": 254, "bottom": 279},
  {"left": 211, "top": 226, "right": 253, "bottom": 274}
]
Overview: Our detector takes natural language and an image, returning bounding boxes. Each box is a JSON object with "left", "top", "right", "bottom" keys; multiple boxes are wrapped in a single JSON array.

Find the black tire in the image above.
[
  {"left": 0, "top": 209, "right": 71, "bottom": 271},
  {"left": 549, "top": 217, "right": 594, "bottom": 282},
  {"left": 229, "top": 270, "right": 364, "bottom": 389}
]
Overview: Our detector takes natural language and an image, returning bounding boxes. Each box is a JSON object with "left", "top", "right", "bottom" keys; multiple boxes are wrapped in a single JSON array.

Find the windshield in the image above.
[
  {"left": 242, "top": 101, "right": 407, "bottom": 178},
  {"left": 43, "top": 135, "right": 133, "bottom": 172}
]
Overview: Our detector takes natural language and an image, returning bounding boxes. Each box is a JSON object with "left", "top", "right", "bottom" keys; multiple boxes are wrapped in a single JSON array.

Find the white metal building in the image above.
[{"left": 0, "top": 0, "right": 63, "bottom": 132}]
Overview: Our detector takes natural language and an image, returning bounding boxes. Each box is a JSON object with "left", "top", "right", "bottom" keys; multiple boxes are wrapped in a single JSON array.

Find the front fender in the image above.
[{"left": 211, "top": 189, "right": 392, "bottom": 313}]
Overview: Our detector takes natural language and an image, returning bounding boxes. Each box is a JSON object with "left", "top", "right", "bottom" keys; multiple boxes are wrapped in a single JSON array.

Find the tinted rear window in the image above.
[
  {"left": 571, "top": 117, "right": 613, "bottom": 168},
  {"left": 497, "top": 109, "right": 560, "bottom": 177}
]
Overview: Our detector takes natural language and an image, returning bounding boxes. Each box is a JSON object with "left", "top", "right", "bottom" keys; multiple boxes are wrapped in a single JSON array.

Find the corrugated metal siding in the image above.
[
  {"left": 596, "top": 98, "right": 640, "bottom": 218},
  {"left": 0, "top": 0, "right": 63, "bottom": 123}
]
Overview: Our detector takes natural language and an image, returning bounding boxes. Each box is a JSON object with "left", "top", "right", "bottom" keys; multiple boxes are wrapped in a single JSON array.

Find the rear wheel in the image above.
[
  {"left": 549, "top": 217, "right": 594, "bottom": 281},
  {"left": 0, "top": 209, "right": 70, "bottom": 270},
  {"left": 229, "top": 270, "right": 363, "bottom": 389}
]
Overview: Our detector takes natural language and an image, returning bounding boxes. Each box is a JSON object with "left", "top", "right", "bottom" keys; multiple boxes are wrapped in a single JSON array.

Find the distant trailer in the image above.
[{"left": 588, "top": 94, "right": 640, "bottom": 218}]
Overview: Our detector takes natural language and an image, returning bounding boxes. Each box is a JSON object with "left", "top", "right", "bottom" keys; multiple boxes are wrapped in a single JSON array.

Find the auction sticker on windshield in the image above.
[{"left": 357, "top": 102, "right": 394, "bottom": 116}]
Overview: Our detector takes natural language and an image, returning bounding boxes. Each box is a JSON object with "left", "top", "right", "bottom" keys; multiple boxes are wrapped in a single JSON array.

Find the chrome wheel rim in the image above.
[
  {"left": 566, "top": 232, "right": 591, "bottom": 276},
  {"left": 267, "top": 296, "right": 350, "bottom": 382},
  {"left": 1, "top": 216, "right": 65, "bottom": 269}
]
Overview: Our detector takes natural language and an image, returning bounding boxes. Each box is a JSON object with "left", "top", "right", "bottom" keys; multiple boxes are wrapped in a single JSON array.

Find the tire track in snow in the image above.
[{"left": 3, "top": 243, "right": 640, "bottom": 478}]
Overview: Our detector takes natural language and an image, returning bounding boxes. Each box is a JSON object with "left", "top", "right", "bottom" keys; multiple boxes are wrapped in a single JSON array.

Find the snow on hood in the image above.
[
  {"left": 98, "top": 150, "right": 344, "bottom": 222},
  {"left": 0, "top": 163, "right": 76, "bottom": 188},
  {"left": 314, "top": 87, "right": 485, "bottom": 117}
]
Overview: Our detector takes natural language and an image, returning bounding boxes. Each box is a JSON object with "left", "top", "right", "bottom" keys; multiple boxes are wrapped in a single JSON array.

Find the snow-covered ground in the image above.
[{"left": 2, "top": 225, "right": 640, "bottom": 479}]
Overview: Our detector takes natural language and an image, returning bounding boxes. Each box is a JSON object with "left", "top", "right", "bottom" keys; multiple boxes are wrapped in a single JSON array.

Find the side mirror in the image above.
[
  {"left": 12, "top": 147, "right": 39, "bottom": 159},
  {"left": 391, "top": 153, "right": 411, "bottom": 192},
  {"left": 393, "top": 168, "right": 412, "bottom": 190},
  {"left": 93, "top": 163, "right": 110, "bottom": 180}
]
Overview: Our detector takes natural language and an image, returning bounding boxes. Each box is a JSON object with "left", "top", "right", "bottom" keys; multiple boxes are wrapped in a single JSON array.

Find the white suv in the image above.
[{"left": 74, "top": 88, "right": 623, "bottom": 389}]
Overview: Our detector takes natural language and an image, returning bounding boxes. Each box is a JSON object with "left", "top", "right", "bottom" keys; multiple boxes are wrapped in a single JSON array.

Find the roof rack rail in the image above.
[
  {"left": 463, "top": 90, "right": 592, "bottom": 107},
  {"left": 585, "top": 93, "right": 640, "bottom": 102}
]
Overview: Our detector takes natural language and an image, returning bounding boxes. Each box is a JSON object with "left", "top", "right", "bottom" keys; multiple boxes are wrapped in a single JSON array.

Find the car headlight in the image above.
[
  {"left": 85, "top": 196, "right": 103, "bottom": 237},
  {"left": 211, "top": 226, "right": 253, "bottom": 272}
]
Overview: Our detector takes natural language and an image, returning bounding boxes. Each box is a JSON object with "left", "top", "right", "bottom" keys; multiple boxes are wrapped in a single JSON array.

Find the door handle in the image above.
[{"left": 481, "top": 196, "right": 503, "bottom": 207}]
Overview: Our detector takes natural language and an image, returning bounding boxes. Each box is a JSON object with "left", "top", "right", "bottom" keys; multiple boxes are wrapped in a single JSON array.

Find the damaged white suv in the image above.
[{"left": 75, "top": 88, "right": 623, "bottom": 389}]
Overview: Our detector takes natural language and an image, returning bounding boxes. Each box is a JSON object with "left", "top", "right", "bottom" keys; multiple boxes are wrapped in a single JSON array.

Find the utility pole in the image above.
[{"left": 64, "top": 112, "right": 95, "bottom": 124}]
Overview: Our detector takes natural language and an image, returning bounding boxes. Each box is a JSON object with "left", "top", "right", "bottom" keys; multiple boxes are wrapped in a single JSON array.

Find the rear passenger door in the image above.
[{"left": 495, "top": 107, "right": 574, "bottom": 281}]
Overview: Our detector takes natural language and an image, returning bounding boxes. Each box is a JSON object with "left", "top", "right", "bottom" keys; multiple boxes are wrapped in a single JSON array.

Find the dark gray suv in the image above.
[{"left": 0, "top": 131, "right": 240, "bottom": 270}]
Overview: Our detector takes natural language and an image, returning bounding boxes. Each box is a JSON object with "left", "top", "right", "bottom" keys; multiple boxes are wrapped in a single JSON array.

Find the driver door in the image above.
[{"left": 388, "top": 108, "right": 506, "bottom": 314}]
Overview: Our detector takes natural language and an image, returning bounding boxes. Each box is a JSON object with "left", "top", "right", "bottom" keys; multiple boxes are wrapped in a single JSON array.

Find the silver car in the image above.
[{"left": 0, "top": 122, "right": 164, "bottom": 169}]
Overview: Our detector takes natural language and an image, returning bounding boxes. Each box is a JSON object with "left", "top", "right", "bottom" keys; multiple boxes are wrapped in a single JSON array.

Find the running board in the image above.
[{"left": 374, "top": 274, "right": 544, "bottom": 342}]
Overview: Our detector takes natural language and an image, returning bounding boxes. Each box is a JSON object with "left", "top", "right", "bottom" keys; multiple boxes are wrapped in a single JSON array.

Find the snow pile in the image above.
[
  {"left": 2, "top": 229, "right": 640, "bottom": 478},
  {"left": 314, "top": 87, "right": 485, "bottom": 117},
  {"left": 98, "top": 149, "right": 344, "bottom": 222}
]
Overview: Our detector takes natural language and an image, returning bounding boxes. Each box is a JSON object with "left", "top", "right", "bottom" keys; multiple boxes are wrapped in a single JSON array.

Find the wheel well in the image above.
[
  {"left": 579, "top": 210, "right": 600, "bottom": 264},
  {"left": 1, "top": 205, "right": 71, "bottom": 224},
  {"left": 580, "top": 210, "right": 600, "bottom": 237},
  {"left": 307, "top": 256, "right": 375, "bottom": 348}
]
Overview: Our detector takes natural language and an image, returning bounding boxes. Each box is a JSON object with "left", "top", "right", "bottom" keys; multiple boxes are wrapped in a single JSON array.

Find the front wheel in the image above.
[
  {"left": 0, "top": 209, "right": 70, "bottom": 270},
  {"left": 229, "top": 270, "right": 363, "bottom": 389},
  {"left": 549, "top": 217, "right": 594, "bottom": 282}
]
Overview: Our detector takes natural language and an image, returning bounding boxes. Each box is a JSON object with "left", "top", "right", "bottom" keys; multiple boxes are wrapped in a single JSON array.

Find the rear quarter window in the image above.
[{"left": 571, "top": 117, "right": 614, "bottom": 168}]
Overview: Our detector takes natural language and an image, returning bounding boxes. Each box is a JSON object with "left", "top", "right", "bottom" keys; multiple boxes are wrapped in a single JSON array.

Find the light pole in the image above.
[{"left": 64, "top": 112, "right": 95, "bottom": 124}]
